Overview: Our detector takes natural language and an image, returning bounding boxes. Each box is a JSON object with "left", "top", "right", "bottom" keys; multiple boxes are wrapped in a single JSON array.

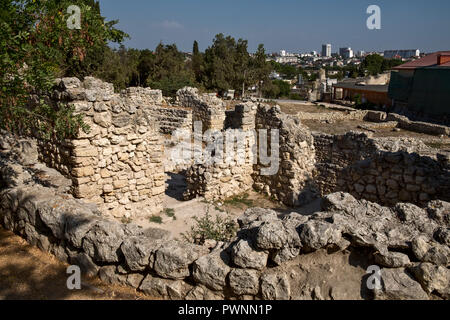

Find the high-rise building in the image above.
[
  {"left": 383, "top": 49, "right": 420, "bottom": 59},
  {"left": 357, "top": 50, "right": 366, "bottom": 57},
  {"left": 339, "top": 47, "right": 354, "bottom": 59},
  {"left": 322, "top": 44, "right": 331, "bottom": 57}
]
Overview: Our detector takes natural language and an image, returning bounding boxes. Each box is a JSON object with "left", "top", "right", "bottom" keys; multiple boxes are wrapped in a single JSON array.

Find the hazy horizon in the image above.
[{"left": 98, "top": 0, "right": 450, "bottom": 54}]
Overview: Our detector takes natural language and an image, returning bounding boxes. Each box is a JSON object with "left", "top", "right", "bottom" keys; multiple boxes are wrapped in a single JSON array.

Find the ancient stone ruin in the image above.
[{"left": 0, "top": 77, "right": 449, "bottom": 300}]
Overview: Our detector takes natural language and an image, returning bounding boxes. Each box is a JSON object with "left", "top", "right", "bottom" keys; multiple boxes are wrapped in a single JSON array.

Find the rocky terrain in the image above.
[{"left": 0, "top": 132, "right": 448, "bottom": 300}]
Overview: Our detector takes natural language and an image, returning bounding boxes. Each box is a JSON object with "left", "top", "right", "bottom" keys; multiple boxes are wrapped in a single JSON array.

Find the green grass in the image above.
[
  {"left": 163, "top": 208, "right": 176, "bottom": 220},
  {"left": 149, "top": 215, "right": 163, "bottom": 224},
  {"left": 223, "top": 193, "right": 254, "bottom": 208}
]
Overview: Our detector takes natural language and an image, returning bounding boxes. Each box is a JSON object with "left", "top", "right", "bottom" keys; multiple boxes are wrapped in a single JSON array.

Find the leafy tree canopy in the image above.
[{"left": 0, "top": 0, "right": 127, "bottom": 139}]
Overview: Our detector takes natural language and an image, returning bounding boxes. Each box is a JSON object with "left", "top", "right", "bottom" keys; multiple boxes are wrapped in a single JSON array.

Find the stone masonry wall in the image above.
[
  {"left": 147, "top": 106, "right": 192, "bottom": 135},
  {"left": 183, "top": 102, "right": 256, "bottom": 201},
  {"left": 176, "top": 87, "right": 226, "bottom": 133},
  {"left": 313, "top": 131, "right": 450, "bottom": 206},
  {"left": 252, "top": 105, "right": 317, "bottom": 207},
  {"left": 38, "top": 77, "right": 165, "bottom": 218}
]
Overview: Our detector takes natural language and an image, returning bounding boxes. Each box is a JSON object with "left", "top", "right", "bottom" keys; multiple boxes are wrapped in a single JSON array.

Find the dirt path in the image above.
[{"left": 0, "top": 228, "right": 153, "bottom": 300}]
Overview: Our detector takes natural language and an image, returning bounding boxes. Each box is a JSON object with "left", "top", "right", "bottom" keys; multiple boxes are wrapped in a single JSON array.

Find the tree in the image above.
[
  {"left": 146, "top": 43, "right": 195, "bottom": 96},
  {"left": 192, "top": 40, "right": 204, "bottom": 84},
  {"left": 250, "top": 44, "right": 271, "bottom": 97},
  {"left": 0, "top": 0, "right": 127, "bottom": 139}
]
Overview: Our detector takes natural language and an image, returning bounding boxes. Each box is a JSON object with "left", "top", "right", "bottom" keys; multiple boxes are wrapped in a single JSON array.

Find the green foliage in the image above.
[
  {"left": 271, "top": 61, "right": 300, "bottom": 80},
  {"left": 182, "top": 207, "right": 238, "bottom": 245},
  {"left": 146, "top": 43, "right": 196, "bottom": 96},
  {"left": 0, "top": 0, "right": 126, "bottom": 139},
  {"left": 263, "top": 80, "right": 291, "bottom": 99},
  {"left": 223, "top": 193, "right": 254, "bottom": 208},
  {"left": 163, "top": 208, "right": 176, "bottom": 220},
  {"left": 149, "top": 215, "right": 163, "bottom": 224},
  {"left": 201, "top": 34, "right": 271, "bottom": 95},
  {"left": 353, "top": 94, "right": 362, "bottom": 105},
  {"left": 289, "top": 93, "right": 303, "bottom": 100}
]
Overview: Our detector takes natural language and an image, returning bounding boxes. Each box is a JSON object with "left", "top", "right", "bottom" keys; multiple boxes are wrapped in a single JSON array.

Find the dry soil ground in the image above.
[{"left": 0, "top": 228, "right": 154, "bottom": 300}]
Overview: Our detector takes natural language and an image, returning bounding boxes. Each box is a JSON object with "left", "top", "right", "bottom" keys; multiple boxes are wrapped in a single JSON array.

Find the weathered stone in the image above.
[
  {"left": 229, "top": 268, "right": 260, "bottom": 296},
  {"left": 260, "top": 272, "right": 290, "bottom": 300},
  {"left": 120, "top": 236, "right": 164, "bottom": 271},
  {"left": 192, "top": 251, "right": 231, "bottom": 291},
  {"left": 126, "top": 273, "right": 145, "bottom": 289},
  {"left": 374, "top": 268, "right": 429, "bottom": 300},
  {"left": 255, "top": 220, "right": 301, "bottom": 250},
  {"left": 153, "top": 240, "right": 208, "bottom": 279},
  {"left": 185, "top": 285, "right": 224, "bottom": 300},
  {"left": 409, "top": 263, "right": 450, "bottom": 299},
  {"left": 139, "top": 275, "right": 191, "bottom": 299},
  {"left": 231, "top": 239, "right": 268, "bottom": 270},
  {"left": 69, "top": 252, "right": 99, "bottom": 277},
  {"left": 374, "top": 250, "right": 411, "bottom": 268},
  {"left": 299, "top": 220, "right": 342, "bottom": 252},
  {"left": 98, "top": 265, "right": 127, "bottom": 286},
  {"left": 82, "top": 219, "right": 126, "bottom": 263},
  {"left": 411, "top": 235, "right": 450, "bottom": 266}
]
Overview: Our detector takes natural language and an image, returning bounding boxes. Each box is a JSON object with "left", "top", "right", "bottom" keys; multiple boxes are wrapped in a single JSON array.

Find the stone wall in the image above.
[
  {"left": 313, "top": 131, "right": 450, "bottom": 206},
  {"left": 176, "top": 87, "right": 226, "bottom": 132},
  {"left": 252, "top": 105, "right": 317, "bottom": 206},
  {"left": 147, "top": 106, "right": 192, "bottom": 135},
  {"left": 183, "top": 102, "right": 256, "bottom": 201},
  {"left": 38, "top": 77, "right": 165, "bottom": 218}
]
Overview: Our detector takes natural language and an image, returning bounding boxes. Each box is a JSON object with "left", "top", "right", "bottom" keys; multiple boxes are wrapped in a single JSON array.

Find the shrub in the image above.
[
  {"left": 182, "top": 207, "right": 237, "bottom": 245},
  {"left": 149, "top": 215, "right": 163, "bottom": 224}
]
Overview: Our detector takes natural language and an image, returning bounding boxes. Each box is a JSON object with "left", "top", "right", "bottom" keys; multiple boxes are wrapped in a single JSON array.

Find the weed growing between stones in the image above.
[
  {"left": 223, "top": 193, "right": 254, "bottom": 208},
  {"left": 182, "top": 206, "right": 238, "bottom": 245},
  {"left": 149, "top": 215, "right": 163, "bottom": 224},
  {"left": 163, "top": 208, "right": 176, "bottom": 220}
]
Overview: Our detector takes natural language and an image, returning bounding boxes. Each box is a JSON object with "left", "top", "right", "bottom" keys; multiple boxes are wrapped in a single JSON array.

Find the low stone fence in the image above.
[
  {"left": 386, "top": 113, "right": 450, "bottom": 136},
  {"left": 313, "top": 131, "right": 450, "bottom": 206}
]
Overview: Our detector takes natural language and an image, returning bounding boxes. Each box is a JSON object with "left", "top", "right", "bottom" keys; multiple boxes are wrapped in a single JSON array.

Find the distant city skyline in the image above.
[{"left": 98, "top": 0, "right": 450, "bottom": 54}]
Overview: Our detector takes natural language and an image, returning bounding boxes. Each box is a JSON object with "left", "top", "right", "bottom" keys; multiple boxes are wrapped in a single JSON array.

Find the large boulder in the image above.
[
  {"left": 229, "top": 268, "right": 260, "bottom": 296},
  {"left": 231, "top": 239, "right": 268, "bottom": 270},
  {"left": 374, "top": 268, "right": 429, "bottom": 300},
  {"left": 410, "top": 263, "right": 450, "bottom": 299},
  {"left": 260, "top": 272, "right": 290, "bottom": 300},
  {"left": 153, "top": 240, "right": 208, "bottom": 279},
  {"left": 192, "top": 250, "right": 231, "bottom": 291},
  {"left": 139, "top": 275, "right": 192, "bottom": 300},
  {"left": 82, "top": 219, "right": 126, "bottom": 263},
  {"left": 411, "top": 235, "right": 450, "bottom": 266}
]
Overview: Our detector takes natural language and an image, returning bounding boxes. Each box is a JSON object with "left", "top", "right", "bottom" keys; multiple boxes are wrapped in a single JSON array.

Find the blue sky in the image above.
[{"left": 98, "top": 0, "right": 450, "bottom": 53}]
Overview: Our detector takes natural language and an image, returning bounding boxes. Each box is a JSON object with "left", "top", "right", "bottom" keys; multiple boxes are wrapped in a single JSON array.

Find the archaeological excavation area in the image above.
[{"left": 0, "top": 77, "right": 449, "bottom": 300}]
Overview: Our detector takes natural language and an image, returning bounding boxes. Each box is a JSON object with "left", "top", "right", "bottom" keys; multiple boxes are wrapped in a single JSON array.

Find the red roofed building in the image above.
[{"left": 388, "top": 51, "right": 450, "bottom": 121}]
